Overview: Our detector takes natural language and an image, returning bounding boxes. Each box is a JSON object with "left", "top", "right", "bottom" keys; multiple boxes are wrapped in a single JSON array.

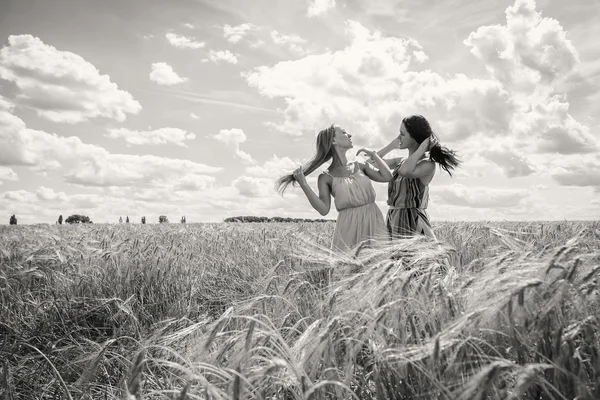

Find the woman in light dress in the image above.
[
  {"left": 372, "top": 115, "right": 460, "bottom": 240},
  {"left": 276, "top": 125, "right": 392, "bottom": 254}
]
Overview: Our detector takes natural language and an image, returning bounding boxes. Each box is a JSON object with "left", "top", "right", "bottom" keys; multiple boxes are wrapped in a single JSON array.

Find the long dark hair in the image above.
[
  {"left": 402, "top": 115, "right": 460, "bottom": 176},
  {"left": 275, "top": 125, "right": 336, "bottom": 195}
]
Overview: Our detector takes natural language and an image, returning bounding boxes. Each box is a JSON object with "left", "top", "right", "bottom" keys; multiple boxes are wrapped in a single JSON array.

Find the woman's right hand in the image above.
[{"left": 293, "top": 166, "right": 307, "bottom": 186}]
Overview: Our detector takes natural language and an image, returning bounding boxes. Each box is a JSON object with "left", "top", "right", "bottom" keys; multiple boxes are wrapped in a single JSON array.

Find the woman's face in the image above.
[
  {"left": 333, "top": 126, "right": 353, "bottom": 149},
  {"left": 397, "top": 122, "right": 417, "bottom": 149}
]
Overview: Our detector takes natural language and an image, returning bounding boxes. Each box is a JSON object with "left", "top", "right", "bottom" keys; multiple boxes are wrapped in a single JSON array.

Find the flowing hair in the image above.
[
  {"left": 402, "top": 115, "right": 460, "bottom": 176},
  {"left": 276, "top": 125, "right": 336, "bottom": 195}
]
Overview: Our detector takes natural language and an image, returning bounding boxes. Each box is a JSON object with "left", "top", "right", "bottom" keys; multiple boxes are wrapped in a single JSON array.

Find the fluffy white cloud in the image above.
[
  {"left": 0, "top": 35, "right": 141, "bottom": 123},
  {"left": 165, "top": 33, "right": 205, "bottom": 49},
  {"left": 232, "top": 176, "right": 274, "bottom": 198},
  {"left": 245, "top": 155, "right": 298, "bottom": 179},
  {"left": 210, "top": 128, "right": 246, "bottom": 147},
  {"left": 463, "top": 0, "right": 597, "bottom": 155},
  {"left": 0, "top": 109, "right": 221, "bottom": 188},
  {"left": 190, "top": 112, "right": 200, "bottom": 119},
  {"left": 172, "top": 175, "right": 216, "bottom": 191},
  {"left": 206, "top": 50, "right": 239, "bottom": 64},
  {"left": 105, "top": 127, "right": 196, "bottom": 147},
  {"left": 270, "top": 30, "right": 306, "bottom": 54},
  {"left": 434, "top": 184, "right": 528, "bottom": 208},
  {"left": 245, "top": 0, "right": 597, "bottom": 165},
  {"left": 36, "top": 186, "right": 68, "bottom": 202},
  {"left": 246, "top": 21, "right": 503, "bottom": 143},
  {"left": 307, "top": 0, "right": 336, "bottom": 17},
  {"left": 481, "top": 148, "right": 536, "bottom": 178},
  {"left": 0, "top": 94, "right": 14, "bottom": 110},
  {"left": 223, "top": 23, "right": 257, "bottom": 43},
  {"left": 210, "top": 128, "right": 254, "bottom": 164},
  {"left": 550, "top": 154, "right": 600, "bottom": 189},
  {"left": 149, "top": 62, "right": 188, "bottom": 85},
  {"left": 464, "top": 0, "right": 579, "bottom": 95},
  {"left": 0, "top": 166, "right": 18, "bottom": 181}
]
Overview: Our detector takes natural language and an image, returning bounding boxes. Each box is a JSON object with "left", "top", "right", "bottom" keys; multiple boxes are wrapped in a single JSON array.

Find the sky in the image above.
[{"left": 0, "top": 0, "right": 599, "bottom": 224}]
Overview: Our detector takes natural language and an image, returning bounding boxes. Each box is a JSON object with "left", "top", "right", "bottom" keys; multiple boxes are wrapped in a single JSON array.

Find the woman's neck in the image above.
[{"left": 330, "top": 148, "right": 349, "bottom": 169}]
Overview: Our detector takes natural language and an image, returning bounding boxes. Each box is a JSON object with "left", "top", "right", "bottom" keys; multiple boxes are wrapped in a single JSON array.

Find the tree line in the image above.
[{"left": 7, "top": 214, "right": 334, "bottom": 225}]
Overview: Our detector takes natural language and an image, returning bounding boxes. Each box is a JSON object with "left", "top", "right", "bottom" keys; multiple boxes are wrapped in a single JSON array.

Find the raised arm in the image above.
[
  {"left": 293, "top": 167, "right": 332, "bottom": 216},
  {"left": 356, "top": 148, "right": 393, "bottom": 182},
  {"left": 368, "top": 137, "right": 403, "bottom": 169},
  {"left": 398, "top": 138, "right": 435, "bottom": 179}
]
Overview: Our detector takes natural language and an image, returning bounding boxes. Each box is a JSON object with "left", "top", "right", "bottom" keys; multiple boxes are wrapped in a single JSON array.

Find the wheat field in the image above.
[{"left": 1, "top": 220, "right": 599, "bottom": 399}]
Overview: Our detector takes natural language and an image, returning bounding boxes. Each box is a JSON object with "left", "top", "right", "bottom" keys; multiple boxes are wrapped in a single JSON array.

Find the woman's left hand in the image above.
[{"left": 356, "top": 148, "right": 376, "bottom": 158}]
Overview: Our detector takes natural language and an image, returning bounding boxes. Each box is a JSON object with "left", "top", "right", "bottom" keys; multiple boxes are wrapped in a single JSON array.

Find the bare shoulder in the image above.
[{"left": 318, "top": 172, "right": 333, "bottom": 185}]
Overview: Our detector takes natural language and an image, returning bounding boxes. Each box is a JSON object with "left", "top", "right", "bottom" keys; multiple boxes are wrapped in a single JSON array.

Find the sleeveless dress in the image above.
[
  {"left": 324, "top": 162, "right": 386, "bottom": 253},
  {"left": 386, "top": 161, "right": 436, "bottom": 239}
]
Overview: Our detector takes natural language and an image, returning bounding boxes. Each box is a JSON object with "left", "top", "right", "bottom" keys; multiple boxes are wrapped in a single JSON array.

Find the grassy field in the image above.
[{"left": 1, "top": 220, "right": 600, "bottom": 399}]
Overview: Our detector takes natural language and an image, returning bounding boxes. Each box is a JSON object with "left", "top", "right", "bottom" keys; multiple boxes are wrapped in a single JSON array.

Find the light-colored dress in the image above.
[
  {"left": 323, "top": 162, "right": 386, "bottom": 253},
  {"left": 386, "top": 160, "right": 436, "bottom": 239}
]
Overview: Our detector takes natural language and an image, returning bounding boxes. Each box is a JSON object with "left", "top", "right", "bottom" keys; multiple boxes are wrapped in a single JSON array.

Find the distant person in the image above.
[
  {"left": 276, "top": 125, "right": 392, "bottom": 253},
  {"left": 371, "top": 115, "right": 460, "bottom": 240}
]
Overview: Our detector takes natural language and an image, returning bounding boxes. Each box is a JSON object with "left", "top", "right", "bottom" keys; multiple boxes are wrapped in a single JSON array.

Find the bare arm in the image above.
[
  {"left": 398, "top": 138, "right": 435, "bottom": 178},
  {"left": 296, "top": 173, "right": 332, "bottom": 216},
  {"left": 357, "top": 149, "right": 393, "bottom": 182},
  {"left": 368, "top": 137, "right": 403, "bottom": 169}
]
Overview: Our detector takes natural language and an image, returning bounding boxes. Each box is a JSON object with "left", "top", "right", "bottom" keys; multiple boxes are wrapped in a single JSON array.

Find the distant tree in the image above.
[
  {"left": 65, "top": 214, "right": 92, "bottom": 224},
  {"left": 58, "top": 215, "right": 63, "bottom": 225},
  {"left": 141, "top": 216, "right": 146, "bottom": 224},
  {"left": 181, "top": 216, "right": 186, "bottom": 224},
  {"left": 126, "top": 216, "right": 130, "bottom": 223},
  {"left": 119, "top": 216, "right": 123, "bottom": 223},
  {"left": 159, "top": 215, "right": 169, "bottom": 223},
  {"left": 9, "top": 214, "right": 17, "bottom": 225}
]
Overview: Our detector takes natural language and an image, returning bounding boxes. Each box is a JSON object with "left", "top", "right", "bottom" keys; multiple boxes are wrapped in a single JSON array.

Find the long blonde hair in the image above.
[{"left": 275, "top": 125, "right": 336, "bottom": 195}]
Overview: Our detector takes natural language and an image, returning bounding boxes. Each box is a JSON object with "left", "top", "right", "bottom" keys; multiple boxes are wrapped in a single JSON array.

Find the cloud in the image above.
[
  {"left": 165, "top": 33, "right": 205, "bottom": 49},
  {"left": 36, "top": 186, "right": 68, "bottom": 202},
  {"left": 183, "top": 23, "right": 195, "bottom": 29},
  {"left": 223, "top": 23, "right": 257, "bottom": 43},
  {"left": 245, "top": 21, "right": 503, "bottom": 142},
  {"left": 463, "top": 0, "right": 597, "bottom": 155},
  {"left": 245, "top": 155, "right": 298, "bottom": 179},
  {"left": 0, "top": 166, "right": 18, "bottom": 181},
  {"left": 149, "top": 62, "right": 188, "bottom": 85},
  {"left": 481, "top": 148, "right": 536, "bottom": 178},
  {"left": 190, "top": 112, "right": 200, "bottom": 119},
  {"left": 105, "top": 127, "right": 196, "bottom": 147},
  {"left": 307, "top": 0, "right": 336, "bottom": 17},
  {"left": 244, "top": 0, "right": 596, "bottom": 161},
  {"left": 0, "top": 109, "right": 222, "bottom": 188},
  {"left": 464, "top": 0, "right": 579, "bottom": 95},
  {"left": 0, "top": 94, "right": 14, "bottom": 110},
  {"left": 210, "top": 128, "right": 255, "bottom": 164},
  {"left": 551, "top": 155, "right": 600, "bottom": 189},
  {"left": 270, "top": 30, "right": 306, "bottom": 54},
  {"left": 172, "top": 175, "right": 216, "bottom": 191},
  {"left": 206, "top": 50, "right": 239, "bottom": 64},
  {"left": 0, "top": 34, "right": 141, "bottom": 123},
  {"left": 412, "top": 50, "right": 428, "bottom": 63},
  {"left": 232, "top": 176, "right": 274, "bottom": 198},
  {"left": 434, "top": 184, "right": 528, "bottom": 208}
]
